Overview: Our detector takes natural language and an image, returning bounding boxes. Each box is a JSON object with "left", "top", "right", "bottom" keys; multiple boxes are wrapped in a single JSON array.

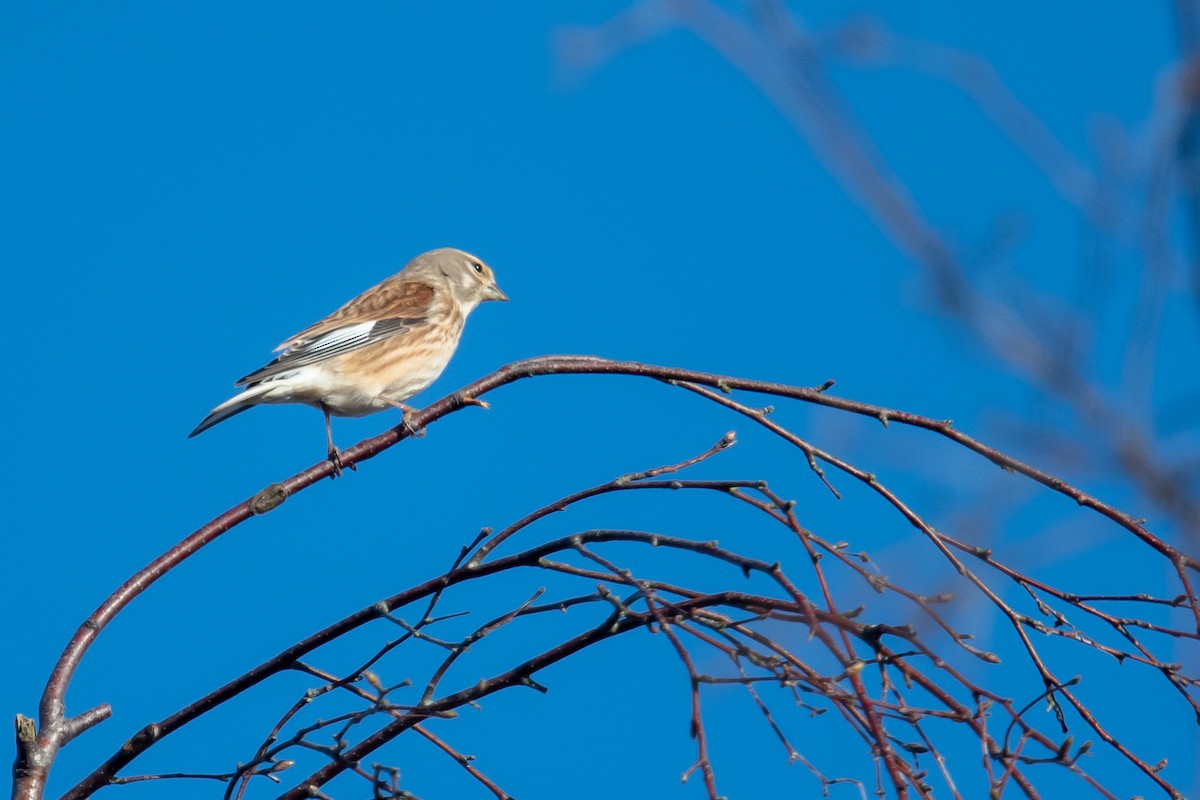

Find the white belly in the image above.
[{"left": 254, "top": 346, "right": 455, "bottom": 417}]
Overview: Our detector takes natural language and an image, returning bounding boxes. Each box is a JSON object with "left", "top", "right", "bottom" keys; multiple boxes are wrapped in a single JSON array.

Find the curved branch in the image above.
[{"left": 19, "top": 355, "right": 1195, "bottom": 800}]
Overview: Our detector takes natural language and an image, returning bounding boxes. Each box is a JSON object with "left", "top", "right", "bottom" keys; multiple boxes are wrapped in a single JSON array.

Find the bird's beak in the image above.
[{"left": 486, "top": 284, "right": 509, "bottom": 302}]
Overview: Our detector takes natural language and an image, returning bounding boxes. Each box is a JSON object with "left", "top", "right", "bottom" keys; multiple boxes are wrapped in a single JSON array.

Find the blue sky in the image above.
[{"left": 3, "top": 3, "right": 1195, "bottom": 798}]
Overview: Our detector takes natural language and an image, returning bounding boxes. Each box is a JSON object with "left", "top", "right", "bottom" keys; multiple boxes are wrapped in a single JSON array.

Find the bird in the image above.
[{"left": 189, "top": 247, "right": 508, "bottom": 473}]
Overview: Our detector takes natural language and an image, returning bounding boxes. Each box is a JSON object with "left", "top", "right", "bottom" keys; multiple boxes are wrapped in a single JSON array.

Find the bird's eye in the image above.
[{"left": 472, "top": 262, "right": 484, "bottom": 274}]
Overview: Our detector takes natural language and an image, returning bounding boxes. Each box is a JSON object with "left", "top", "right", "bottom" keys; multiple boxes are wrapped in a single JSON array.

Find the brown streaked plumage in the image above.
[{"left": 189, "top": 247, "right": 507, "bottom": 473}]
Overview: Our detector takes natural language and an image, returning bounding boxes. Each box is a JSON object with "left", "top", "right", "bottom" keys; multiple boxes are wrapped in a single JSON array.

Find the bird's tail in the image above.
[{"left": 188, "top": 387, "right": 270, "bottom": 438}]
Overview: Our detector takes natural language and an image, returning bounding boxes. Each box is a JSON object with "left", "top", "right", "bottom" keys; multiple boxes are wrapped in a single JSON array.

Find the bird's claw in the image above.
[
  {"left": 327, "top": 447, "right": 357, "bottom": 478},
  {"left": 401, "top": 411, "right": 426, "bottom": 438}
]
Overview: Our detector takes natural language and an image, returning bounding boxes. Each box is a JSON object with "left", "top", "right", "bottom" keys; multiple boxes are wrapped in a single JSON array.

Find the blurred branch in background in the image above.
[
  {"left": 11, "top": 358, "right": 1200, "bottom": 799},
  {"left": 1171, "top": 0, "right": 1200, "bottom": 298},
  {"left": 555, "top": 0, "right": 1200, "bottom": 544}
]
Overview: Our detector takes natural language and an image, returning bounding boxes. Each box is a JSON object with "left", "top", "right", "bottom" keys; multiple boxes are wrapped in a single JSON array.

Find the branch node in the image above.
[
  {"left": 123, "top": 723, "right": 162, "bottom": 753},
  {"left": 520, "top": 676, "right": 549, "bottom": 694},
  {"left": 249, "top": 483, "right": 289, "bottom": 515}
]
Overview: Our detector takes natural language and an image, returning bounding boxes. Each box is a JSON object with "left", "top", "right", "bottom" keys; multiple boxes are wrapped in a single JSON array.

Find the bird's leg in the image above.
[
  {"left": 381, "top": 398, "right": 425, "bottom": 438},
  {"left": 322, "top": 405, "right": 355, "bottom": 476}
]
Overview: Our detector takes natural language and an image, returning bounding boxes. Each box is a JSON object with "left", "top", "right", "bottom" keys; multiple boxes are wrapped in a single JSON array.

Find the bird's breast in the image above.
[{"left": 331, "top": 317, "right": 464, "bottom": 411}]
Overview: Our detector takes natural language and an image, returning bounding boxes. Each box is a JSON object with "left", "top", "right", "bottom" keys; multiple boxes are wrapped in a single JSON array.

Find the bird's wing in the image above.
[{"left": 235, "top": 279, "right": 437, "bottom": 387}]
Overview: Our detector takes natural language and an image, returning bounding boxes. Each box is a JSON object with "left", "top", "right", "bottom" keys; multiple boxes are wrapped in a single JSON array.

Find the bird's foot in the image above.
[
  {"left": 327, "top": 446, "right": 357, "bottom": 478},
  {"left": 400, "top": 409, "right": 426, "bottom": 438},
  {"left": 381, "top": 398, "right": 429, "bottom": 438},
  {"left": 382, "top": 399, "right": 426, "bottom": 438}
]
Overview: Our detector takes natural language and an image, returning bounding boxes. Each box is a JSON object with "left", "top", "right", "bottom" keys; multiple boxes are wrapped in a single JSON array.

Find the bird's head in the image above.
[{"left": 411, "top": 247, "right": 508, "bottom": 309}]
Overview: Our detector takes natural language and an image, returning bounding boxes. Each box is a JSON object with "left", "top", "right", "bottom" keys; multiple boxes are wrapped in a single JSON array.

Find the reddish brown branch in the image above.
[{"left": 15, "top": 356, "right": 1194, "bottom": 800}]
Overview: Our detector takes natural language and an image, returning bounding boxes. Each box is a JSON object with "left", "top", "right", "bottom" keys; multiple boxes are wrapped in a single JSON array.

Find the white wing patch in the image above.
[
  {"left": 288, "top": 321, "right": 377, "bottom": 357},
  {"left": 236, "top": 317, "right": 419, "bottom": 387}
]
